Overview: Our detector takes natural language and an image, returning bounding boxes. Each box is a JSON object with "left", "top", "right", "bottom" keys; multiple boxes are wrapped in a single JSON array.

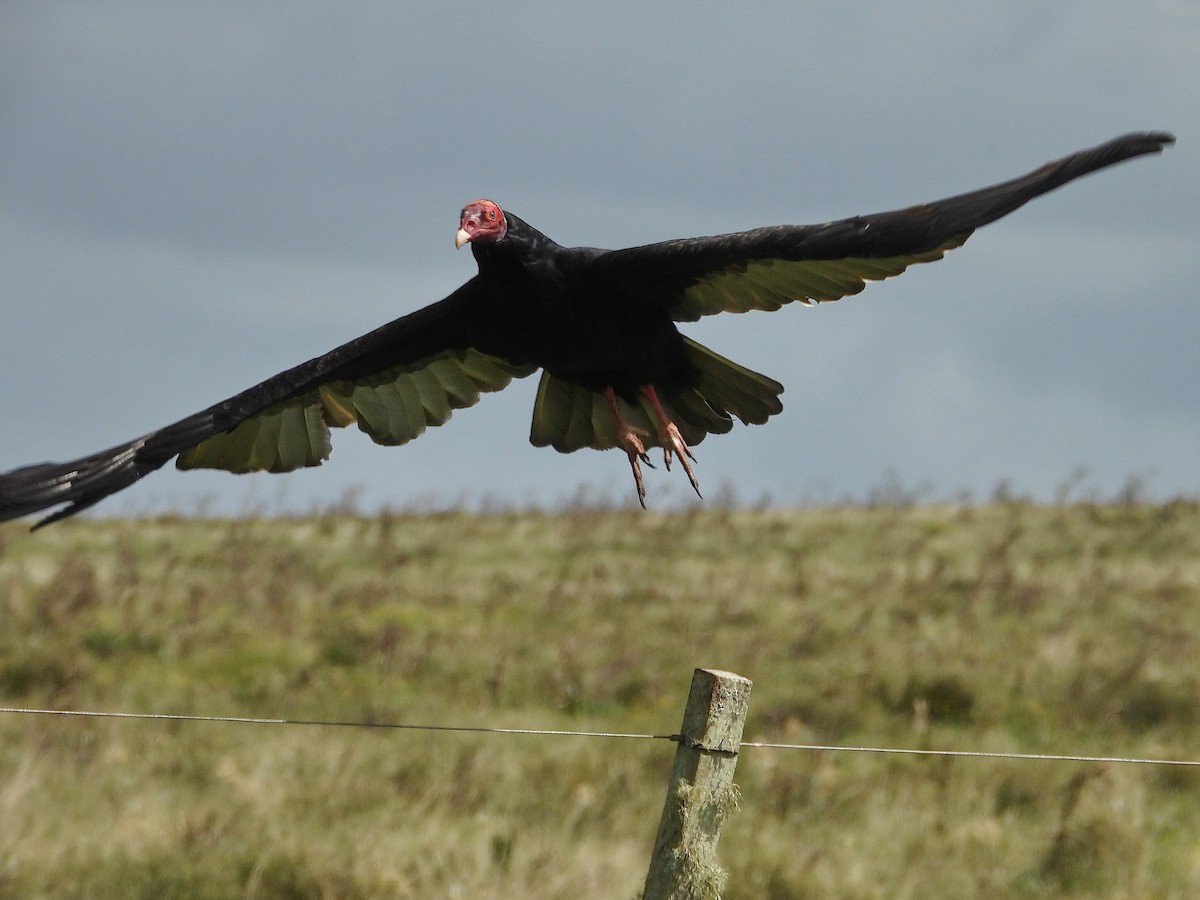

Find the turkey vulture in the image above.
[{"left": 0, "top": 131, "right": 1174, "bottom": 528}]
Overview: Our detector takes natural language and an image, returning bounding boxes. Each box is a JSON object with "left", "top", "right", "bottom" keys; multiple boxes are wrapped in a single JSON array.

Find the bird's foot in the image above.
[
  {"left": 616, "top": 424, "right": 655, "bottom": 509},
  {"left": 639, "top": 384, "right": 702, "bottom": 501},
  {"left": 658, "top": 420, "right": 701, "bottom": 500},
  {"left": 604, "top": 386, "right": 656, "bottom": 509}
]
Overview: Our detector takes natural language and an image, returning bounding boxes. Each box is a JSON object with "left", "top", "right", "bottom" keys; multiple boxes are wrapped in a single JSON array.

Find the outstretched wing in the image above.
[
  {"left": 176, "top": 345, "right": 532, "bottom": 473},
  {"left": 0, "top": 278, "right": 535, "bottom": 528},
  {"left": 586, "top": 132, "right": 1174, "bottom": 322}
]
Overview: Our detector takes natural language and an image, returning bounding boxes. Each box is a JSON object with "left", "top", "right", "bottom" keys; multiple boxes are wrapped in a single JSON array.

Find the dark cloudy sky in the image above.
[{"left": 1, "top": 2, "right": 1195, "bottom": 516}]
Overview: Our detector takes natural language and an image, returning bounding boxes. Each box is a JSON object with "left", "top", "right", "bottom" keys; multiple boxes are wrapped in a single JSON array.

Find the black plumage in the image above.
[{"left": 0, "top": 131, "right": 1174, "bottom": 527}]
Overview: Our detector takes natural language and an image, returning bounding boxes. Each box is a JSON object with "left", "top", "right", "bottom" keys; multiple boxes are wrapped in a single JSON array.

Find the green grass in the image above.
[{"left": 1, "top": 498, "right": 1199, "bottom": 897}]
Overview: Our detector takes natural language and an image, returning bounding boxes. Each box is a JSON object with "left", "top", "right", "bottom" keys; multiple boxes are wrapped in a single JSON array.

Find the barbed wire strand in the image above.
[{"left": 3, "top": 705, "right": 1198, "bottom": 767}]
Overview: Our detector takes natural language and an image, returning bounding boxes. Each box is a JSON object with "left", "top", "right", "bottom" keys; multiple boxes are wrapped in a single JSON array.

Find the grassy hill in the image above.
[{"left": 2, "top": 499, "right": 1199, "bottom": 897}]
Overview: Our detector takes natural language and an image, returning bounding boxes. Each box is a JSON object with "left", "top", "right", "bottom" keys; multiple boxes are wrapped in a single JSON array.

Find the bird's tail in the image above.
[{"left": 530, "top": 337, "right": 784, "bottom": 453}]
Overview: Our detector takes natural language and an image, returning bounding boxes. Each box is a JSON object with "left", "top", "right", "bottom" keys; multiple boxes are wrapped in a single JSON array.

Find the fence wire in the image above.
[
  {"left": 0, "top": 706, "right": 672, "bottom": 741},
  {"left": 3, "top": 705, "right": 1198, "bottom": 767}
]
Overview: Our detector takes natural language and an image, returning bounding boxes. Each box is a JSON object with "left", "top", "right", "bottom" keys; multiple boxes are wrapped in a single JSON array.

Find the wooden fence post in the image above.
[{"left": 642, "top": 668, "right": 753, "bottom": 900}]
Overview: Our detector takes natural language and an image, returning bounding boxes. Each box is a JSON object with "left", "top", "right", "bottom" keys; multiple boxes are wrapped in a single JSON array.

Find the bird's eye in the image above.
[{"left": 487, "top": 210, "right": 496, "bottom": 221}]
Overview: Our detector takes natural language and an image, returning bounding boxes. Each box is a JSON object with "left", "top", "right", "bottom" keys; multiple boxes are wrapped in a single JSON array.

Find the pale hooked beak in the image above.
[{"left": 455, "top": 228, "right": 471, "bottom": 250}]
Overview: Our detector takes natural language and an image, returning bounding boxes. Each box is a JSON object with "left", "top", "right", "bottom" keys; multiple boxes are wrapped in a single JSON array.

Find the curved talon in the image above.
[
  {"left": 626, "top": 451, "right": 648, "bottom": 508},
  {"left": 661, "top": 420, "right": 701, "bottom": 499},
  {"left": 605, "top": 387, "right": 653, "bottom": 507},
  {"left": 641, "top": 386, "right": 702, "bottom": 500},
  {"left": 605, "top": 384, "right": 703, "bottom": 506},
  {"left": 619, "top": 426, "right": 653, "bottom": 508}
]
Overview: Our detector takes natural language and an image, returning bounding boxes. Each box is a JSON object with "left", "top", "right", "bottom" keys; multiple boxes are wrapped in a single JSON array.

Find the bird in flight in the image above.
[{"left": 0, "top": 131, "right": 1174, "bottom": 528}]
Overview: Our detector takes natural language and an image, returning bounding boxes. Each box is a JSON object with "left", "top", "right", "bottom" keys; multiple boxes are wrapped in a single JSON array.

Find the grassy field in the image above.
[{"left": 1, "top": 497, "right": 1199, "bottom": 898}]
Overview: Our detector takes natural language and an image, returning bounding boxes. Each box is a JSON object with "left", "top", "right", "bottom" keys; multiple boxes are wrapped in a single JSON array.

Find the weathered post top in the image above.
[{"left": 643, "top": 668, "right": 753, "bottom": 900}]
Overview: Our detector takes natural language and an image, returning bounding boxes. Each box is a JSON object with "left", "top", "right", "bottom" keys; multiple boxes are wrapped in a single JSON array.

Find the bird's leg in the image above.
[
  {"left": 640, "top": 385, "right": 701, "bottom": 499},
  {"left": 604, "top": 386, "right": 654, "bottom": 509}
]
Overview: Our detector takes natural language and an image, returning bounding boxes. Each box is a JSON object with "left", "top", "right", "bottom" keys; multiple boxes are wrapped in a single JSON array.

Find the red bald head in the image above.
[{"left": 456, "top": 200, "right": 507, "bottom": 249}]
